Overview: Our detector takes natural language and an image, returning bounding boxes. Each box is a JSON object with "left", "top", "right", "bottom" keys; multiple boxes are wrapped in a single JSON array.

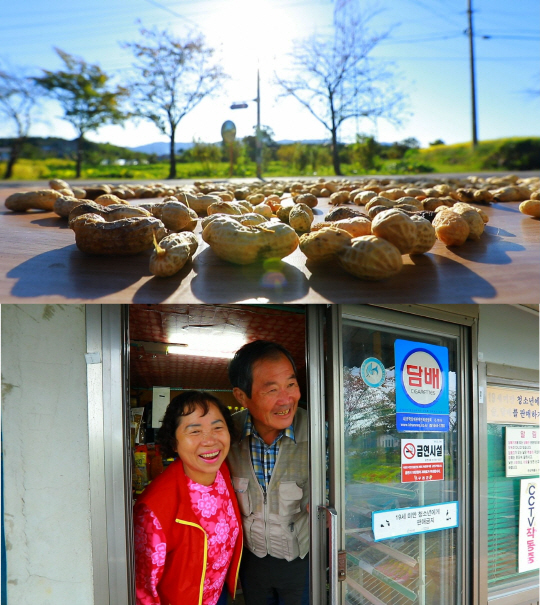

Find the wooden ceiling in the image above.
[{"left": 129, "top": 305, "right": 307, "bottom": 392}]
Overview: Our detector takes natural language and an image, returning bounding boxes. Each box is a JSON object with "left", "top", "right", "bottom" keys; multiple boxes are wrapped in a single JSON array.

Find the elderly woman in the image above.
[{"left": 134, "top": 391, "right": 243, "bottom": 605}]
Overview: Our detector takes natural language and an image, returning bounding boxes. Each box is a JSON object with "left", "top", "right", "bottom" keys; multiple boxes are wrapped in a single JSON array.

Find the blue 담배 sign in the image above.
[
  {"left": 361, "top": 357, "right": 386, "bottom": 388},
  {"left": 395, "top": 339, "right": 449, "bottom": 432}
]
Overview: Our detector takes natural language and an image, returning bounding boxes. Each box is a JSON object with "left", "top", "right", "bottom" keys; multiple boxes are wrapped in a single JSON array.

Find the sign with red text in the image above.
[
  {"left": 395, "top": 340, "right": 449, "bottom": 432},
  {"left": 401, "top": 439, "right": 444, "bottom": 483},
  {"left": 519, "top": 479, "right": 538, "bottom": 573},
  {"left": 506, "top": 427, "right": 540, "bottom": 477}
]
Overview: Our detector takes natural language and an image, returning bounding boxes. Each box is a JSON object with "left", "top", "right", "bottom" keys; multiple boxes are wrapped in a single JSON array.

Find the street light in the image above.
[{"left": 230, "top": 69, "right": 263, "bottom": 180}]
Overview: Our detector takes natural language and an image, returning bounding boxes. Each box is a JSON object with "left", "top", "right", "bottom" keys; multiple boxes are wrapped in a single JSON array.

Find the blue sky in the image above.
[{"left": 1, "top": 0, "right": 539, "bottom": 148}]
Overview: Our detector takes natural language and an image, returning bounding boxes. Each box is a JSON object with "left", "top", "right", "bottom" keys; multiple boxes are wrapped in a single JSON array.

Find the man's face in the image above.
[{"left": 234, "top": 354, "right": 301, "bottom": 443}]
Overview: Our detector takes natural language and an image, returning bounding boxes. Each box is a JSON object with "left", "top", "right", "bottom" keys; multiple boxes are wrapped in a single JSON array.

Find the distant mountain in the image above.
[
  {"left": 130, "top": 141, "right": 194, "bottom": 155},
  {"left": 130, "top": 139, "right": 332, "bottom": 155}
]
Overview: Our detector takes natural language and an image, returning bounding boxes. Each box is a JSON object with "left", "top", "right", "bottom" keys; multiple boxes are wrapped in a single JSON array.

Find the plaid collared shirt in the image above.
[{"left": 241, "top": 412, "right": 296, "bottom": 493}]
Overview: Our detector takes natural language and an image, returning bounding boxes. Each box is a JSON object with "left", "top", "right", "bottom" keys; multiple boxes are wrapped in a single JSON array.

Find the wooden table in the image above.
[{"left": 1, "top": 185, "right": 538, "bottom": 303}]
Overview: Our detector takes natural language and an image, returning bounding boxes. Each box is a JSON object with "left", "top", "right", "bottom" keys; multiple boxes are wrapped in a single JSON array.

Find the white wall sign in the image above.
[
  {"left": 152, "top": 387, "right": 170, "bottom": 428},
  {"left": 487, "top": 386, "right": 539, "bottom": 425},
  {"left": 519, "top": 479, "right": 538, "bottom": 573},
  {"left": 401, "top": 439, "right": 444, "bottom": 483},
  {"left": 506, "top": 427, "right": 540, "bottom": 477},
  {"left": 372, "top": 502, "right": 459, "bottom": 541}
]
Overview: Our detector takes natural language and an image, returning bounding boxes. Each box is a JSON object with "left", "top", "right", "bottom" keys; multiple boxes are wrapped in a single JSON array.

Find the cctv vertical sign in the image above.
[{"left": 395, "top": 340, "right": 449, "bottom": 432}]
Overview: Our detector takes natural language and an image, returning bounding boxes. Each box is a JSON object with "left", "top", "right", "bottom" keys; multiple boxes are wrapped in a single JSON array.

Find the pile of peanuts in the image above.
[{"left": 4, "top": 174, "right": 539, "bottom": 281}]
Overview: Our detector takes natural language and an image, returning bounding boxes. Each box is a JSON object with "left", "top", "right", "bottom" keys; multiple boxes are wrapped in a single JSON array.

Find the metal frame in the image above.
[
  {"left": 477, "top": 361, "right": 540, "bottom": 605},
  {"left": 329, "top": 304, "right": 473, "bottom": 605},
  {"left": 326, "top": 304, "right": 346, "bottom": 603},
  {"left": 86, "top": 305, "right": 133, "bottom": 605},
  {"left": 306, "top": 305, "right": 329, "bottom": 605}
]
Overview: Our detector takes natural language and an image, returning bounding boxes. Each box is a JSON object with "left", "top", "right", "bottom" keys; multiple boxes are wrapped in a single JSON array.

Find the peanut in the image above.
[
  {"left": 338, "top": 235, "right": 403, "bottom": 281},
  {"left": 329, "top": 191, "right": 350, "bottom": 205},
  {"left": 409, "top": 215, "right": 437, "bottom": 255},
  {"left": 295, "top": 193, "right": 318, "bottom": 208},
  {"left": 94, "top": 194, "right": 130, "bottom": 206},
  {"left": 365, "top": 196, "right": 396, "bottom": 212},
  {"left": 432, "top": 210, "right": 470, "bottom": 246},
  {"left": 160, "top": 201, "right": 198, "bottom": 232},
  {"left": 5, "top": 189, "right": 63, "bottom": 212},
  {"left": 519, "top": 200, "right": 540, "bottom": 218},
  {"left": 353, "top": 190, "right": 378, "bottom": 206},
  {"left": 149, "top": 231, "right": 198, "bottom": 276},
  {"left": 202, "top": 216, "right": 298, "bottom": 264},
  {"left": 53, "top": 196, "right": 89, "bottom": 218},
  {"left": 371, "top": 209, "right": 417, "bottom": 254},
  {"left": 313, "top": 216, "right": 372, "bottom": 238},
  {"left": 289, "top": 203, "right": 314, "bottom": 233},
  {"left": 49, "top": 178, "right": 71, "bottom": 191},
  {"left": 299, "top": 227, "right": 352, "bottom": 261},
  {"left": 69, "top": 202, "right": 151, "bottom": 223},
  {"left": 253, "top": 203, "right": 273, "bottom": 219},
  {"left": 207, "top": 201, "right": 243, "bottom": 216},
  {"left": 70, "top": 213, "right": 166, "bottom": 255},
  {"left": 452, "top": 202, "right": 489, "bottom": 224}
]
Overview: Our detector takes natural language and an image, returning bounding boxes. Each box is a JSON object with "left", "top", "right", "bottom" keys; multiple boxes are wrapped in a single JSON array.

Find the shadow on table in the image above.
[
  {"left": 307, "top": 252, "right": 497, "bottom": 303},
  {"left": 132, "top": 262, "right": 195, "bottom": 303},
  {"left": 6, "top": 245, "right": 148, "bottom": 300},
  {"left": 188, "top": 247, "right": 310, "bottom": 303},
  {"left": 449, "top": 227, "right": 525, "bottom": 265},
  {"left": 30, "top": 216, "right": 70, "bottom": 229}
]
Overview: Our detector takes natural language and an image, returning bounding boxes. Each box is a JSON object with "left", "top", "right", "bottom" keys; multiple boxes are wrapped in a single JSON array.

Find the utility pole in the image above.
[
  {"left": 255, "top": 68, "right": 262, "bottom": 180},
  {"left": 467, "top": 0, "right": 478, "bottom": 148},
  {"left": 230, "top": 69, "right": 264, "bottom": 180}
]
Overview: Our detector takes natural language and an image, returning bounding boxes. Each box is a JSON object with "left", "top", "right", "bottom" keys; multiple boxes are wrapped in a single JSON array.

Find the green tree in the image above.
[
  {"left": 350, "top": 134, "right": 381, "bottom": 171},
  {"left": 123, "top": 26, "right": 227, "bottom": 179},
  {"left": 275, "top": 1, "right": 406, "bottom": 176},
  {"left": 33, "top": 48, "right": 128, "bottom": 178},
  {"left": 0, "top": 65, "right": 41, "bottom": 179},
  {"left": 243, "top": 125, "right": 277, "bottom": 167},
  {"left": 190, "top": 140, "right": 221, "bottom": 174}
]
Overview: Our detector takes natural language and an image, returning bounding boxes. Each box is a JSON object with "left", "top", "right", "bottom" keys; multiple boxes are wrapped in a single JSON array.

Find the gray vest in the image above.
[{"left": 227, "top": 407, "right": 309, "bottom": 561}]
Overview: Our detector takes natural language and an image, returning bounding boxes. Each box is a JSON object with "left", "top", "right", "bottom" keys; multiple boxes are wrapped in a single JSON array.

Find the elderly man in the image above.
[{"left": 227, "top": 340, "right": 309, "bottom": 605}]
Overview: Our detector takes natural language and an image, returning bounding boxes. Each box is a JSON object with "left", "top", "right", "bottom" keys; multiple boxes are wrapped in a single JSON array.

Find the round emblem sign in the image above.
[
  {"left": 360, "top": 357, "right": 386, "bottom": 388},
  {"left": 221, "top": 120, "right": 236, "bottom": 144},
  {"left": 401, "top": 349, "right": 443, "bottom": 406}
]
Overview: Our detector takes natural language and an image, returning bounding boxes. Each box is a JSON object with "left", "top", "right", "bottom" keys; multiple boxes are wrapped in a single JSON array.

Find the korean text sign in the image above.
[
  {"left": 395, "top": 339, "right": 449, "bottom": 432},
  {"left": 519, "top": 479, "right": 538, "bottom": 573},
  {"left": 401, "top": 439, "right": 444, "bottom": 482}
]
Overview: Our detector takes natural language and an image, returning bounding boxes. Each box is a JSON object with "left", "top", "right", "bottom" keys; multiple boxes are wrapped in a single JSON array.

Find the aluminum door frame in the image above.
[
  {"left": 306, "top": 305, "right": 330, "bottom": 605},
  {"left": 325, "top": 304, "right": 475, "bottom": 605},
  {"left": 86, "top": 304, "right": 134, "bottom": 605}
]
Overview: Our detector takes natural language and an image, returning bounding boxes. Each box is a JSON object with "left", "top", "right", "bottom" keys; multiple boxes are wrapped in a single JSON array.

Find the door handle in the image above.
[{"left": 318, "top": 505, "right": 338, "bottom": 605}]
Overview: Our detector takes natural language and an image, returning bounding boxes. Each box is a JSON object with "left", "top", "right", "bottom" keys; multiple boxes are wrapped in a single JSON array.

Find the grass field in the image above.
[{"left": 1, "top": 136, "right": 538, "bottom": 180}]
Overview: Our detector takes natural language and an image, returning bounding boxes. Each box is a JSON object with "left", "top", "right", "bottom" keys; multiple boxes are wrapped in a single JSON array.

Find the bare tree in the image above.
[
  {"left": 34, "top": 48, "right": 128, "bottom": 178},
  {"left": 123, "top": 26, "right": 228, "bottom": 179},
  {"left": 275, "top": 3, "right": 406, "bottom": 175},
  {"left": 0, "top": 65, "right": 40, "bottom": 179}
]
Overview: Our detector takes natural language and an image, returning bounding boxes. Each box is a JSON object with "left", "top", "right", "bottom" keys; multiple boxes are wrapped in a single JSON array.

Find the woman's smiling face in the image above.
[{"left": 174, "top": 403, "right": 231, "bottom": 486}]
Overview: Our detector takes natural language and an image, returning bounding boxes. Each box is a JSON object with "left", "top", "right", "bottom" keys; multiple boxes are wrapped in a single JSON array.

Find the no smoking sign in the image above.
[{"left": 401, "top": 438, "right": 444, "bottom": 483}]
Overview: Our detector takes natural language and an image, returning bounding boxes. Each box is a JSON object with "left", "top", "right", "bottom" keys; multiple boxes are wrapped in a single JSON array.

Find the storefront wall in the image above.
[
  {"left": 1, "top": 304, "right": 538, "bottom": 605},
  {"left": 478, "top": 306, "right": 539, "bottom": 371},
  {"left": 2, "top": 304, "right": 94, "bottom": 605},
  {"left": 477, "top": 305, "right": 539, "bottom": 605}
]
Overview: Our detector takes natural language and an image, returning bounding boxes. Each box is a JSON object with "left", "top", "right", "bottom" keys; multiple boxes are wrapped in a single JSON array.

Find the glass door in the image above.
[{"left": 326, "top": 306, "right": 470, "bottom": 605}]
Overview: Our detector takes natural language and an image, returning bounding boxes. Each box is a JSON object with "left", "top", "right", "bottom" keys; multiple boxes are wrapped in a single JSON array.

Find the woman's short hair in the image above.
[
  {"left": 228, "top": 340, "right": 298, "bottom": 399},
  {"left": 156, "top": 390, "right": 236, "bottom": 458}
]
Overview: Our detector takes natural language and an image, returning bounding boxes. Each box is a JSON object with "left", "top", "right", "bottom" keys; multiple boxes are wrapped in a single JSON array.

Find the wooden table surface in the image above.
[{"left": 1, "top": 185, "right": 538, "bottom": 304}]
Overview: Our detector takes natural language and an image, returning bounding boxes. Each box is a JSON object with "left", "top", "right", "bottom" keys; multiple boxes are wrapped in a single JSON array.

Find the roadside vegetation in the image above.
[{"left": 1, "top": 135, "right": 538, "bottom": 181}]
